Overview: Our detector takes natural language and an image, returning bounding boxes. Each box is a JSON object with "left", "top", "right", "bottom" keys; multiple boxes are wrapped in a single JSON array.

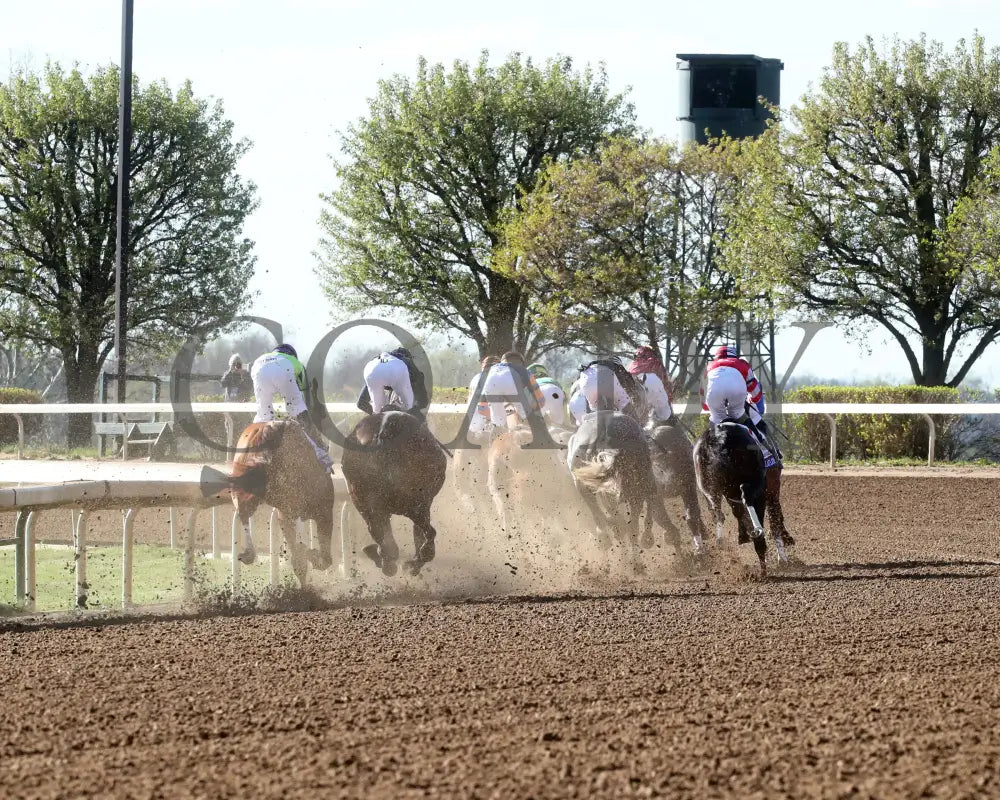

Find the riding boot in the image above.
[{"left": 295, "top": 411, "right": 334, "bottom": 474}]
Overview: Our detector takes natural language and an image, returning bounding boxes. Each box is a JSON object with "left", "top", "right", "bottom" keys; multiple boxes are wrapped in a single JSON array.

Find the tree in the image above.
[
  {"left": 0, "top": 64, "right": 257, "bottom": 444},
  {"left": 317, "top": 51, "right": 635, "bottom": 359},
  {"left": 725, "top": 34, "right": 1000, "bottom": 387},
  {"left": 501, "top": 136, "right": 758, "bottom": 393}
]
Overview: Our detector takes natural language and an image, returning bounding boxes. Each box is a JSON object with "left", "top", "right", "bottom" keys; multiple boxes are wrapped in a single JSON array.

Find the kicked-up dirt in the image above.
[{"left": 1, "top": 469, "right": 999, "bottom": 799}]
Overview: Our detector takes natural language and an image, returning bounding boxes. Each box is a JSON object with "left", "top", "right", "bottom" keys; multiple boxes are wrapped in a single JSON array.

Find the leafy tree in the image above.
[
  {"left": 725, "top": 33, "right": 1000, "bottom": 387},
  {"left": 317, "top": 51, "right": 635, "bottom": 359},
  {"left": 501, "top": 136, "right": 759, "bottom": 393},
  {"left": 0, "top": 64, "right": 257, "bottom": 444}
]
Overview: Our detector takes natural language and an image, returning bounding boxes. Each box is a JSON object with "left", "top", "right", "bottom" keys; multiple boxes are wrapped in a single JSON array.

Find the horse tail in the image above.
[{"left": 572, "top": 449, "right": 618, "bottom": 490}]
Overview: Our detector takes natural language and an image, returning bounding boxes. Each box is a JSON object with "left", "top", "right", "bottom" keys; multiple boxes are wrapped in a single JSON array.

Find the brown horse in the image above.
[
  {"left": 229, "top": 420, "right": 335, "bottom": 586},
  {"left": 341, "top": 410, "right": 447, "bottom": 577}
]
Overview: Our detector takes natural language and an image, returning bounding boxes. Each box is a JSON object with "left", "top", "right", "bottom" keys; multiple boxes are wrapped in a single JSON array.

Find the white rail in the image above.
[{"left": 3, "top": 401, "right": 999, "bottom": 466}]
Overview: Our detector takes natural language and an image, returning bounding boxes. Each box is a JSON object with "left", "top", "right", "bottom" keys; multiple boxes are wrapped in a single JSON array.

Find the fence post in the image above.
[
  {"left": 183, "top": 507, "right": 199, "bottom": 603},
  {"left": 25, "top": 511, "right": 36, "bottom": 612},
  {"left": 14, "top": 414, "right": 23, "bottom": 459},
  {"left": 824, "top": 413, "right": 837, "bottom": 469},
  {"left": 923, "top": 414, "right": 936, "bottom": 467},
  {"left": 74, "top": 510, "right": 90, "bottom": 609},
  {"left": 14, "top": 511, "right": 27, "bottom": 605},
  {"left": 122, "top": 508, "right": 135, "bottom": 608}
]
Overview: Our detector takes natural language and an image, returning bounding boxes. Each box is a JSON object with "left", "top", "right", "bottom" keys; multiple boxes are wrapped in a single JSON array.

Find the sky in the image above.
[{"left": 4, "top": 0, "right": 1000, "bottom": 386}]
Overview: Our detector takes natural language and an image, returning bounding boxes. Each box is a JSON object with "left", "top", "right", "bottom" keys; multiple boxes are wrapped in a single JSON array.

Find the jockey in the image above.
[
  {"left": 479, "top": 350, "right": 546, "bottom": 429},
  {"left": 570, "top": 356, "right": 645, "bottom": 425},
  {"left": 701, "top": 344, "right": 779, "bottom": 466},
  {"left": 527, "top": 363, "right": 567, "bottom": 427},
  {"left": 466, "top": 354, "right": 500, "bottom": 441},
  {"left": 357, "top": 347, "right": 430, "bottom": 418},
  {"left": 628, "top": 345, "right": 674, "bottom": 425},
  {"left": 250, "top": 343, "right": 333, "bottom": 473}
]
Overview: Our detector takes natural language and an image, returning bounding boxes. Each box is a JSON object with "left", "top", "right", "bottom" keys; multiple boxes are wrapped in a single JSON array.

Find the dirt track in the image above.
[{"left": 2, "top": 471, "right": 1000, "bottom": 798}]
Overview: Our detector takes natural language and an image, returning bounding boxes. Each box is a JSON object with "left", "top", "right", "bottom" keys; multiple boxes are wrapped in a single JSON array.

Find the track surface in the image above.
[{"left": 2, "top": 471, "right": 1000, "bottom": 798}]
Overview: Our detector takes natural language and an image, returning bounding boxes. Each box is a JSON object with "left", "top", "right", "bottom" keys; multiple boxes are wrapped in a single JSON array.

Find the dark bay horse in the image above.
[
  {"left": 567, "top": 411, "right": 680, "bottom": 572},
  {"left": 341, "top": 409, "right": 447, "bottom": 577},
  {"left": 693, "top": 420, "right": 786, "bottom": 577},
  {"left": 645, "top": 420, "right": 709, "bottom": 553},
  {"left": 228, "top": 420, "right": 335, "bottom": 586}
]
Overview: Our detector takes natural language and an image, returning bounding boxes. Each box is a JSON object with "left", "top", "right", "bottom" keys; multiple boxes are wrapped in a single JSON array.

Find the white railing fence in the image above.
[{"left": 4, "top": 401, "right": 1000, "bottom": 467}]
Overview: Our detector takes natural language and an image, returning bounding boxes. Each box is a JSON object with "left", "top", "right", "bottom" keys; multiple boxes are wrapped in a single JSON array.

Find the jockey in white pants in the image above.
[
  {"left": 362, "top": 352, "right": 414, "bottom": 413},
  {"left": 479, "top": 351, "right": 546, "bottom": 428},
  {"left": 357, "top": 347, "right": 430, "bottom": 421},
  {"left": 569, "top": 359, "right": 632, "bottom": 426},
  {"left": 628, "top": 345, "right": 674, "bottom": 424},
  {"left": 527, "top": 363, "right": 567, "bottom": 427},
  {"left": 701, "top": 345, "right": 778, "bottom": 467},
  {"left": 466, "top": 355, "right": 500, "bottom": 441},
  {"left": 251, "top": 344, "right": 333, "bottom": 473}
]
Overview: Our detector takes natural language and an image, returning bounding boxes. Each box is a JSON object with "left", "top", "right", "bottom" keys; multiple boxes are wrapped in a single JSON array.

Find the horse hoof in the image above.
[
  {"left": 639, "top": 533, "right": 654, "bottom": 549},
  {"left": 362, "top": 544, "right": 382, "bottom": 567},
  {"left": 405, "top": 559, "right": 423, "bottom": 576},
  {"left": 781, "top": 532, "right": 796, "bottom": 547},
  {"left": 381, "top": 559, "right": 399, "bottom": 577},
  {"left": 237, "top": 549, "right": 256, "bottom": 565},
  {"left": 309, "top": 550, "right": 333, "bottom": 570}
]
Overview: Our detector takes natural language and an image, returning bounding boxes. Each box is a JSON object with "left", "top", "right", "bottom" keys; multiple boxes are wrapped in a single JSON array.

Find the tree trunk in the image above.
[
  {"left": 918, "top": 336, "right": 949, "bottom": 387},
  {"left": 63, "top": 357, "right": 100, "bottom": 449}
]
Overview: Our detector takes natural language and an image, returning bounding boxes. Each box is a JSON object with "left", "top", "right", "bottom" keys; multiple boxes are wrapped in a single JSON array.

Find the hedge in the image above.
[
  {"left": 0, "top": 388, "right": 44, "bottom": 444},
  {"left": 779, "top": 385, "right": 961, "bottom": 461}
]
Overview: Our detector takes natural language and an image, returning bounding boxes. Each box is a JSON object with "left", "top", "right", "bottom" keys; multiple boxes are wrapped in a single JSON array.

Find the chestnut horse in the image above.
[
  {"left": 341, "top": 410, "right": 447, "bottom": 577},
  {"left": 229, "top": 420, "right": 335, "bottom": 586}
]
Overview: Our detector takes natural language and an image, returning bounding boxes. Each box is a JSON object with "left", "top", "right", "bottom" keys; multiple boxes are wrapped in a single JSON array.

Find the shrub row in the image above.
[
  {"left": 778, "top": 385, "right": 961, "bottom": 461},
  {"left": 0, "top": 388, "right": 43, "bottom": 444}
]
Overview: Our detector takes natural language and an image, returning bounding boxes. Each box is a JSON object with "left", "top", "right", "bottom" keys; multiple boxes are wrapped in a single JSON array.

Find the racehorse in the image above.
[
  {"left": 567, "top": 410, "right": 680, "bottom": 573},
  {"left": 227, "top": 420, "right": 335, "bottom": 587},
  {"left": 341, "top": 409, "right": 448, "bottom": 577},
  {"left": 645, "top": 420, "right": 709, "bottom": 553},
  {"left": 693, "top": 420, "right": 786, "bottom": 577}
]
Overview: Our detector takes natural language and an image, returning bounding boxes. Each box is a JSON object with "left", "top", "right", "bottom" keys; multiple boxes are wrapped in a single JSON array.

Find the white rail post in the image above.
[
  {"left": 824, "top": 413, "right": 837, "bottom": 469},
  {"left": 211, "top": 505, "right": 220, "bottom": 559},
  {"left": 923, "top": 413, "right": 936, "bottom": 467},
  {"left": 183, "top": 507, "right": 200, "bottom": 603},
  {"left": 122, "top": 508, "right": 135, "bottom": 608},
  {"left": 14, "top": 511, "right": 27, "bottom": 605},
  {"left": 268, "top": 507, "right": 280, "bottom": 586},
  {"left": 14, "top": 414, "right": 24, "bottom": 459},
  {"left": 120, "top": 413, "right": 129, "bottom": 461},
  {"left": 74, "top": 510, "right": 90, "bottom": 609},
  {"left": 168, "top": 506, "right": 176, "bottom": 549},
  {"left": 25, "top": 511, "right": 36, "bottom": 613},
  {"left": 230, "top": 510, "right": 241, "bottom": 593}
]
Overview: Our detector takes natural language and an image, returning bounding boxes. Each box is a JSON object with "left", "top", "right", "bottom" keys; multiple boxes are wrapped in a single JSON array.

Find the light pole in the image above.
[{"left": 113, "top": 0, "right": 134, "bottom": 403}]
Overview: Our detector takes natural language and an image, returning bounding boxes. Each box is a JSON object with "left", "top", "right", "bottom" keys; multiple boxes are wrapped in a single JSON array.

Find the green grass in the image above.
[
  {"left": 0, "top": 444, "right": 101, "bottom": 459},
  {"left": 0, "top": 543, "right": 294, "bottom": 613}
]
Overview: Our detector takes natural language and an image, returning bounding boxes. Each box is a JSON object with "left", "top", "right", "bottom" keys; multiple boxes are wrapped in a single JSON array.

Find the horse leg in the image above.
[
  {"left": 360, "top": 512, "right": 400, "bottom": 577},
  {"left": 731, "top": 496, "right": 768, "bottom": 579},
  {"left": 279, "top": 513, "right": 309, "bottom": 587},
  {"left": 679, "top": 477, "right": 708, "bottom": 554},
  {"left": 405, "top": 506, "right": 437, "bottom": 576},
  {"left": 235, "top": 499, "right": 259, "bottom": 564},
  {"left": 765, "top": 466, "right": 795, "bottom": 547},
  {"left": 576, "top": 485, "right": 613, "bottom": 551},
  {"left": 307, "top": 510, "right": 334, "bottom": 571}
]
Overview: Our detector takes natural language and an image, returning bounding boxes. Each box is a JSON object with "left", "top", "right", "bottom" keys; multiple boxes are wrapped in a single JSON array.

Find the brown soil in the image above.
[{"left": 2, "top": 470, "right": 1000, "bottom": 798}]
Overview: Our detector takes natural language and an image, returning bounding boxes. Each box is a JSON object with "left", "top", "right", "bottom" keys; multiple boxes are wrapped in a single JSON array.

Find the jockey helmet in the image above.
[
  {"left": 229, "top": 353, "right": 242, "bottom": 368},
  {"left": 275, "top": 343, "right": 297, "bottom": 358},
  {"left": 527, "top": 363, "right": 549, "bottom": 379},
  {"left": 390, "top": 346, "right": 413, "bottom": 360},
  {"left": 714, "top": 345, "right": 739, "bottom": 360}
]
